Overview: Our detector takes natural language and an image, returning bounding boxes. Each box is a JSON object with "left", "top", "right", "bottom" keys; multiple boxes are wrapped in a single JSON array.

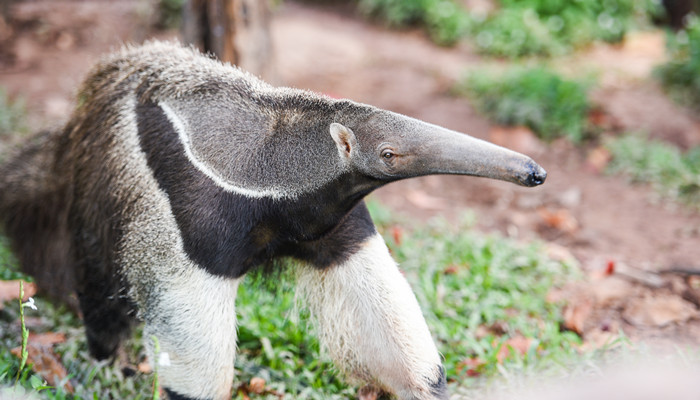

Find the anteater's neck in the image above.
[{"left": 136, "top": 101, "right": 380, "bottom": 278}]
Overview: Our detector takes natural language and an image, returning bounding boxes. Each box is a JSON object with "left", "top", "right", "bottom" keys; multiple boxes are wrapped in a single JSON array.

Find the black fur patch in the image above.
[
  {"left": 428, "top": 365, "right": 449, "bottom": 400},
  {"left": 164, "top": 388, "right": 205, "bottom": 400},
  {"left": 136, "top": 101, "right": 377, "bottom": 277}
]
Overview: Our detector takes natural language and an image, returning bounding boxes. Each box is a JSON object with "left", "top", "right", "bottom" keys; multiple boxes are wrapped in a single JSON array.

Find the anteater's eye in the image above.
[{"left": 381, "top": 149, "right": 395, "bottom": 160}]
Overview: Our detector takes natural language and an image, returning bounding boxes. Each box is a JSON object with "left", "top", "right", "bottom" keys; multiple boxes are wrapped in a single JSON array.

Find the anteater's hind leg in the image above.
[
  {"left": 77, "top": 275, "right": 134, "bottom": 361},
  {"left": 74, "top": 229, "right": 135, "bottom": 361},
  {"left": 297, "top": 233, "right": 448, "bottom": 400}
]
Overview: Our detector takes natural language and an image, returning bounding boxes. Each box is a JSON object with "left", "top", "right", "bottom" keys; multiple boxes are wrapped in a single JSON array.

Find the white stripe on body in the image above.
[
  {"left": 159, "top": 101, "right": 288, "bottom": 200},
  {"left": 112, "top": 96, "right": 239, "bottom": 399},
  {"left": 296, "top": 233, "right": 442, "bottom": 400}
]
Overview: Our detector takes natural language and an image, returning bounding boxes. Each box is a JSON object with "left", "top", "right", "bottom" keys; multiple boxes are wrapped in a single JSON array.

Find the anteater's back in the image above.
[
  {"left": 0, "top": 41, "right": 231, "bottom": 309},
  {"left": 0, "top": 41, "right": 266, "bottom": 359}
]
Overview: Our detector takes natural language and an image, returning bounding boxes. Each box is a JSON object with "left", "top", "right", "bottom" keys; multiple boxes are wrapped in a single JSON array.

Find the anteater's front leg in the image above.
[
  {"left": 139, "top": 268, "right": 240, "bottom": 400},
  {"left": 297, "top": 233, "right": 448, "bottom": 400}
]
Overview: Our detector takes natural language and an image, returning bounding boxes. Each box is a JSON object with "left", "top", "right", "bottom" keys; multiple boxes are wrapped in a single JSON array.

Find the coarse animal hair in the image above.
[{"left": 0, "top": 40, "right": 546, "bottom": 399}]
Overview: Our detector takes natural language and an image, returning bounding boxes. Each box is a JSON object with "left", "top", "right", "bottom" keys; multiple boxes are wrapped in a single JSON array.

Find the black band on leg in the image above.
[
  {"left": 428, "top": 365, "right": 448, "bottom": 399},
  {"left": 164, "top": 387, "right": 206, "bottom": 400}
]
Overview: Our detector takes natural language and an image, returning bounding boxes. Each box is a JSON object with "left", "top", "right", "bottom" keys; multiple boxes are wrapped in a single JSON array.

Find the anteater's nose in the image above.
[
  {"left": 517, "top": 161, "right": 547, "bottom": 187},
  {"left": 526, "top": 164, "right": 547, "bottom": 186}
]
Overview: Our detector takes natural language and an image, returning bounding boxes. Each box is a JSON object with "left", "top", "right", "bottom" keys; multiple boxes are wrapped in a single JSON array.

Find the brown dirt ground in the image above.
[{"left": 2, "top": 0, "right": 700, "bottom": 379}]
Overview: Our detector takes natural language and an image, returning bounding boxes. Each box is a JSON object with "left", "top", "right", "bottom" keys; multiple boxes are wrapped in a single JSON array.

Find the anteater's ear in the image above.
[{"left": 330, "top": 123, "right": 357, "bottom": 161}]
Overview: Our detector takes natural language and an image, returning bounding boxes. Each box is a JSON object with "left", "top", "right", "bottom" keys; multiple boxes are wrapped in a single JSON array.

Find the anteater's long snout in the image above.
[{"left": 395, "top": 116, "right": 548, "bottom": 187}]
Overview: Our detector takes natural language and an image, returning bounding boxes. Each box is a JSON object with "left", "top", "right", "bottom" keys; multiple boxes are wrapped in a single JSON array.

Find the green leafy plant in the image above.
[
  {"left": 358, "top": 0, "right": 659, "bottom": 55},
  {"left": 606, "top": 133, "right": 700, "bottom": 208},
  {"left": 655, "top": 15, "right": 700, "bottom": 110},
  {"left": 16, "top": 282, "right": 34, "bottom": 382},
  {"left": 471, "top": 0, "right": 655, "bottom": 58},
  {"left": 457, "top": 66, "right": 592, "bottom": 142},
  {"left": 358, "top": 0, "right": 471, "bottom": 45}
]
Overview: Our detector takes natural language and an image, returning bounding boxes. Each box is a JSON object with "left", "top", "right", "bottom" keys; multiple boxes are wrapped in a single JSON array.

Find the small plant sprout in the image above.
[
  {"left": 152, "top": 335, "right": 162, "bottom": 400},
  {"left": 16, "top": 281, "right": 34, "bottom": 382}
]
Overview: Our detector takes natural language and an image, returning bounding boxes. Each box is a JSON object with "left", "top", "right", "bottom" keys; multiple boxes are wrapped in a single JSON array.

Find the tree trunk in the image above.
[{"left": 182, "top": 0, "right": 274, "bottom": 80}]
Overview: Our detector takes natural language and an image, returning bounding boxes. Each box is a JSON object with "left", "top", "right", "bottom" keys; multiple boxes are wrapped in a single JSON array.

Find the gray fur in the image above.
[{"left": 0, "top": 41, "right": 546, "bottom": 399}]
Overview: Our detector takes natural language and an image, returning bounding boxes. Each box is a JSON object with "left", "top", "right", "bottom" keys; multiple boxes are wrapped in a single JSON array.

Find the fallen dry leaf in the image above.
[
  {"left": 443, "top": 264, "right": 460, "bottom": 275},
  {"left": 623, "top": 294, "right": 699, "bottom": 327},
  {"left": 563, "top": 297, "right": 593, "bottom": 335},
  {"left": 457, "top": 357, "right": 486, "bottom": 377},
  {"left": 249, "top": 377, "right": 266, "bottom": 395},
  {"left": 475, "top": 321, "right": 508, "bottom": 339},
  {"left": 587, "top": 108, "right": 613, "bottom": 129},
  {"left": 137, "top": 361, "right": 153, "bottom": 374},
  {"left": 11, "top": 343, "right": 74, "bottom": 393},
  {"left": 0, "top": 280, "right": 37, "bottom": 307},
  {"left": 590, "top": 277, "right": 634, "bottom": 306},
  {"left": 236, "top": 377, "right": 284, "bottom": 399},
  {"left": 495, "top": 336, "right": 533, "bottom": 363},
  {"left": 538, "top": 207, "right": 579, "bottom": 234},
  {"left": 28, "top": 332, "right": 66, "bottom": 347},
  {"left": 585, "top": 146, "right": 611, "bottom": 174}
]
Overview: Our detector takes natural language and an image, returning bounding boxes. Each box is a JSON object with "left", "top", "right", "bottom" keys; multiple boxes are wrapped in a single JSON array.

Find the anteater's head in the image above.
[
  {"left": 156, "top": 85, "right": 545, "bottom": 202},
  {"left": 328, "top": 105, "right": 546, "bottom": 190}
]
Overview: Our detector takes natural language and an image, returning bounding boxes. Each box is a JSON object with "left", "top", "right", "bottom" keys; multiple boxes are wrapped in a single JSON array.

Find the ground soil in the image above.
[{"left": 1, "top": 0, "right": 700, "bottom": 379}]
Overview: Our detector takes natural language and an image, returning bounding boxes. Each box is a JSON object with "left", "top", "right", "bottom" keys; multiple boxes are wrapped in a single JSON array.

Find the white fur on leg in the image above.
[
  {"left": 106, "top": 94, "right": 240, "bottom": 399},
  {"left": 143, "top": 270, "right": 239, "bottom": 400},
  {"left": 297, "top": 233, "right": 443, "bottom": 400}
]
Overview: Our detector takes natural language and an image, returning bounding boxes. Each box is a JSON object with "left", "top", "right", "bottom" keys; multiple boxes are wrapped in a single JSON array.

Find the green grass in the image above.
[
  {"left": 606, "top": 133, "right": 700, "bottom": 208},
  {"left": 655, "top": 15, "right": 700, "bottom": 111},
  {"left": 379, "top": 211, "right": 582, "bottom": 381},
  {"left": 457, "top": 66, "right": 592, "bottom": 142},
  {"left": 0, "top": 282, "right": 157, "bottom": 399},
  {"left": 0, "top": 201, "right": 585, "bottom": 398},
  {"left": 233, "top": 269, "right": 354, "bottom": 400}
]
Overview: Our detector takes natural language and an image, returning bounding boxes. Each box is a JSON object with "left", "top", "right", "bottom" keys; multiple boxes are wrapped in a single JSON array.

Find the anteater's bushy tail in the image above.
[{"left": 0, "top": 130, "right": 77, "bottom": 309}]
